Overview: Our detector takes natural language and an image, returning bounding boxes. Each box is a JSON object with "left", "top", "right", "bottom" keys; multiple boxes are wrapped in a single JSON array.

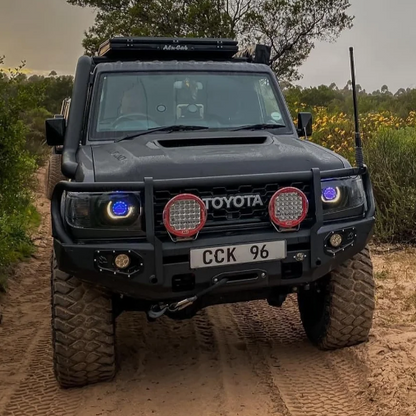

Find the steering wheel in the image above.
[{"left": 112, "top": 113, "right": 158, "bottom": 127}]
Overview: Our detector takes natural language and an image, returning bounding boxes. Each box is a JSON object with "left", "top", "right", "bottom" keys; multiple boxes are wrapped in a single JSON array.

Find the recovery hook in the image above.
[{"left": 147, "top": 277, "right": 228, "bottom": 319}]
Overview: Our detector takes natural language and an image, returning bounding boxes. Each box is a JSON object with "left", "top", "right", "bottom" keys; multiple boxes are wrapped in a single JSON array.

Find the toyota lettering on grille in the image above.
[{"left": 202, "top": 194, "right": 263, "bottom": 210}]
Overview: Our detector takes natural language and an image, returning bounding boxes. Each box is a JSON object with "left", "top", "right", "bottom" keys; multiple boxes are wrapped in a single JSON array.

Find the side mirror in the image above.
[
  {"left": 45, "top": 117, "right": 65, "bottom": 146},
  {"left": 297, "top": 112, "right": 313, "bottom": 138}
]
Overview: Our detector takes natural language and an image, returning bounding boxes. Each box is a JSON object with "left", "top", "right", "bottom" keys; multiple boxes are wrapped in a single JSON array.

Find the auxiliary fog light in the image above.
[
  {"left": 329, "top": 233, "right": 343, "bottom": 248},
  {"left": 114, "top": 254, "right": 131, "bottom": 269},
  {"left": 268, "top": 187, "right": 309, "bottom": 229},
  {"left": 163, "top": 193, "right": 207, "bottom": 238}
]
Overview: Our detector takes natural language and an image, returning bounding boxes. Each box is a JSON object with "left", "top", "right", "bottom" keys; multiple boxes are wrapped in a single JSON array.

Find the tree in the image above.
[
  {"left": 41, "top": 75, "right": 74, "bottom": 114},
  {"left": 381, "top": 84, "right": 390, "bottom": 94},
  {"left": 67, "top": 0, "right": 354, "bottom": 81}
]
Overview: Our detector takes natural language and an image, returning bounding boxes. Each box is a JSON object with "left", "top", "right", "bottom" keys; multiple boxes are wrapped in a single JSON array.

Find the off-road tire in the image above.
[
  {"left": 45, "top": 152, "right": 66, "bottom": 200},
  {"left": 51, "top": 252, "right": 116, "bottom": 388},
  {"left": 297, "top": 246, "right": 375, "bottom": 350}
]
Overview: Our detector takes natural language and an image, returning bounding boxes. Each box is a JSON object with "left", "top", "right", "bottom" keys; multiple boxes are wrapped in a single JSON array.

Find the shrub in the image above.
[
  {"left": 290, "top": 103, "right": 416, "bottom": 243},
  {"left": 0, "top": 207, "right": 40, "bottom": 291},
  {"left": 21, "top": 107, "right": 53, "bottom": 166},
  {"left": 363, "top": 127, "right": 416, "bottom": 243},
  {"left": 0, "top": 59, "right": 44, "bottom": 289},
  {"left": 291, "top": 104, "right": 416, "bottom": 163}
]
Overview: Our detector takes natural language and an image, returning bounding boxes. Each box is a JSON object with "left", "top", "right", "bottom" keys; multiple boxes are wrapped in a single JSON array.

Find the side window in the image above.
[{"left": 258, "top": 78, "right": 284, "bottom": 124}]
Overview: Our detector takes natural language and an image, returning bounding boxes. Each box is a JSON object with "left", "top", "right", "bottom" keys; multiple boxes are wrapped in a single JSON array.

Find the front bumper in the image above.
[{"left": 51, "top": 166, "right": 376, "bottom": 302}]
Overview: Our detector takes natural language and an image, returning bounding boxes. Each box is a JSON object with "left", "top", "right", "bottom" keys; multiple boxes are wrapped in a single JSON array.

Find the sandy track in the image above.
[{"left": 1, "top": 169, "right": 415, "bottom": 416}]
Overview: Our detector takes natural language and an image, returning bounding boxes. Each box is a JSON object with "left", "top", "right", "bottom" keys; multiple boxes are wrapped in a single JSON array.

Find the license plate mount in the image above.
[{"left": 190, "top": 241, "right": 287, "bottom": 269}]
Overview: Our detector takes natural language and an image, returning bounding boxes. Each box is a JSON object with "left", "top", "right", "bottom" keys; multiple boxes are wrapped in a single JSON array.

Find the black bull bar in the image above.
[{"left": 51, "top": 166, "right": 375, "bottom": 281}]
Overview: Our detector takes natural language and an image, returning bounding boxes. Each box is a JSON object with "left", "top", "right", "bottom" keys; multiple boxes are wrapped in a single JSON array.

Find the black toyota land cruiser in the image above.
[{"left": 45, "top": 37, "right": 376, "bottom": 389}]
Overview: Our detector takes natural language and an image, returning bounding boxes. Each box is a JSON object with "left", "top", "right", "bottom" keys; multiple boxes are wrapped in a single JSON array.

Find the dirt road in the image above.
[{"left": 1, "top": 169, "right": 416, "bottom": 416}]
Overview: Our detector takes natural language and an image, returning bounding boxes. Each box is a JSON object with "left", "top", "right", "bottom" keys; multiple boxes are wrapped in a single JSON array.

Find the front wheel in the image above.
[
  {"left": 51, "top": 252, "right": 117, "bottom": 388},
  {"left": 45, "top": 152, "right": 66, "bottom": 200},
  {"left": 297, "top": 246, "right": 375, "bottom": 350}
]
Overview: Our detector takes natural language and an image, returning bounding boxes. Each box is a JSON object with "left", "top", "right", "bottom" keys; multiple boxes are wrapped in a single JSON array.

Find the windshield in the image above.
[{"left": 89, "top": 71, "right": 289, "bottom": 140}]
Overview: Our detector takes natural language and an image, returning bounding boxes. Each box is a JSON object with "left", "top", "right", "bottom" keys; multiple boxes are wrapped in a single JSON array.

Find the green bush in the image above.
[
  {"left": 21, "top": 107, "right": 53, "bottom": 166},
  {"left": 0, "top": 207, "right": 40, "bottom": 290},
  {"left": 364, "top": 127, "right": 416, "bottom": 243},
  {"left": 0, "top": 59, "right": 44, "bottom": 289}
]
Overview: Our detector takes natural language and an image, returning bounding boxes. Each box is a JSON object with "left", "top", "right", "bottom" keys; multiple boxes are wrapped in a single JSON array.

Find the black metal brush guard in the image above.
[{"left": 51, "top": 165, "right": 375, "bottom": 286}]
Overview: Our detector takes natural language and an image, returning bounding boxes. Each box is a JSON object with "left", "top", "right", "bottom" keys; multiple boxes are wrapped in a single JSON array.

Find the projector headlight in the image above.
[
  {"left": 321, "top": 176, "right": 366, "bottom": 221},
  {"left": 65, "top": 191, "right": 142, "bottom": 230}
]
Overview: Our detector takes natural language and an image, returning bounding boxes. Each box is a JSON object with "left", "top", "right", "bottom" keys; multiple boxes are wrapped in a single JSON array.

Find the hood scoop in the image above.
[{"left": 156, "top": 135, "right": 269, "bottom": 148}]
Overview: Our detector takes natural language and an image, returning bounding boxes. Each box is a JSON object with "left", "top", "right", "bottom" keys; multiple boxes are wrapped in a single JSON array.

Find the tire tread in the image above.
[
  {"left": 51, "top": 253, "right": 116, "bottom": 388},
  {"left": 298, "top": 247, "right": 375, "bottom": 350},
  {"left": 46, "top": 153, "right": 66, "bottom": 200}
]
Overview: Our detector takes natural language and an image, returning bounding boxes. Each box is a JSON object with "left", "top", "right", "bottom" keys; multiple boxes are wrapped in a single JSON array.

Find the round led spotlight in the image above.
[
  {"left": 329, "top": 233, "right": 343, "bottom": 248},
  {"left": 114, "top": 254, "right": 131, "bottom": 269},
  {"left": 321, "top": 186, "right": 340, "bottom": 203},
  {"left": 269, "top": 187, "right": 309, "bottom": 229},
  {"left": 163, "top": 193, "right": 207, "bottom": 238}
]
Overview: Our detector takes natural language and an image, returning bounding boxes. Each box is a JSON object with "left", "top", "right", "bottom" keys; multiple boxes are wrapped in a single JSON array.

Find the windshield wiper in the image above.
[
  {"left": 115, "top": 125, "right": 209, "bottom": 143},
  {"left": 232, "top": 123, "right": 286, "bottom": 131}
]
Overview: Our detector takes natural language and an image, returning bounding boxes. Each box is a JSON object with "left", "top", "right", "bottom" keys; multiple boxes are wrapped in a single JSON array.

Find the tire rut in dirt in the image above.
[
  {"left": 80, "top": 309, "right": 225, "bottom": 416},
  {"left": 135, "top": 310, "right": 226, "bottom": 415},
  {"left": 0, "top": 250, "right": 57, "bottom": 414},
  {"left": 1, "top": 332, "right": 84, "bottom": 416},
  {"left": 207, "top": 305, "right": 289, "bottom": 416},
  {"left": 230, "top": 297, "right": 374, "bottom": 416}
]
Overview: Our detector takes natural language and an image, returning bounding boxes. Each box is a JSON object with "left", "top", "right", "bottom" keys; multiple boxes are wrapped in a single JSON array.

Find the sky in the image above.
[{"left": 0, "top": 0, "right": 414, "bottom": 93}]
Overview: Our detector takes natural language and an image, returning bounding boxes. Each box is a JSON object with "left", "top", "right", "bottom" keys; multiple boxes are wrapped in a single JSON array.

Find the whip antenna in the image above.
[{"left": 349, "top": 47, "right": 364, "bottom": 168}]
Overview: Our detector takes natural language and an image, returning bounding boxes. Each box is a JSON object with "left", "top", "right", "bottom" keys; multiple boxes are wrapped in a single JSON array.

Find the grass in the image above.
[
  {"left": 0, "top": 204, "right": 41, "bottom": 292},
  {"left": 375, "top": 270, "right": 391, "bottom": 281},
  {"left": 362, "top": 127, "right": 416, "bottom": 243}
]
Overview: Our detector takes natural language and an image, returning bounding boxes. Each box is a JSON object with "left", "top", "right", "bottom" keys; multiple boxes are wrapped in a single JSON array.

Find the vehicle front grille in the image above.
[{"left": 153, "top": 181, "right": 314, "bottom": 236}]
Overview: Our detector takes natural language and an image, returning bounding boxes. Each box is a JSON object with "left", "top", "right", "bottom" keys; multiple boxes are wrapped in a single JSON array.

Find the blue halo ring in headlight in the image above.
[
  {"left": 106, "top": 199, "right": 135, "bottom": 220},
  {"left": 112, "top": 200, "right": 129, "bottom": 216},
  {"left": 321, "top": 186, "right": 340, "bottom": 203}
]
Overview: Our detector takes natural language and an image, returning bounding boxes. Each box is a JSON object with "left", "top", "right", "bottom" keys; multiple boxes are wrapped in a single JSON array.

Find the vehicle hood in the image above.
[{"left": 88, "top": 132, "right": 349, "bottom": 182}]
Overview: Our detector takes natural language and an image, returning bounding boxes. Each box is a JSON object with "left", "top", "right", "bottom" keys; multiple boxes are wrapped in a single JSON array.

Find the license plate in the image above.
[{"left": 190, "top": 241, "right": 287, "bottom": 269}]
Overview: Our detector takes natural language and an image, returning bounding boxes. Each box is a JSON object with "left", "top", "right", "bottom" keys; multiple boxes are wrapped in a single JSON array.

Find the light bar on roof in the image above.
[{"left": 97, "top": 37, "right": 239, "bottom": 60}]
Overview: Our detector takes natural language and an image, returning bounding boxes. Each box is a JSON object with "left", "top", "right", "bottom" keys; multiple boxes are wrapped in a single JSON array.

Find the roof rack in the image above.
[
  {"left": 233, "top": 44, "right": 271, "bottom": 65},
  {"left": 98, "top": 37, "right": 239, "bottom": 61}
]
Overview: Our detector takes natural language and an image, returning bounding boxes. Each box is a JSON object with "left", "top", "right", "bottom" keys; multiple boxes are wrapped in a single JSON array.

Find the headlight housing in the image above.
[
  {"left": 321, "top": 176, "right": 367, "bottom": 221},
  {"left": 65, "top": 191, "right": 143, "bottom": 231}
]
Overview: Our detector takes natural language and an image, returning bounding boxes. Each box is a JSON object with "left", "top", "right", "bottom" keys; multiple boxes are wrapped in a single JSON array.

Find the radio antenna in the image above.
[{"left": 349, "top": 47, "right": 364, "bottom": 168}]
